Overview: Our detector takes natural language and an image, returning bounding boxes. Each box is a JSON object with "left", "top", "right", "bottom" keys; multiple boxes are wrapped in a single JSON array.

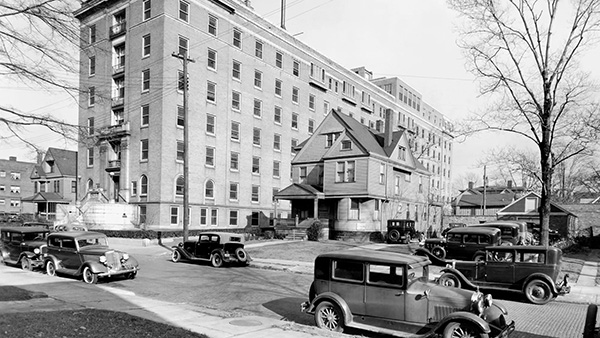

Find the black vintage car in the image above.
[
  {"left": 0, "top": 227, "right": 49, "bottom": 270},
  {"left": 171, "top": 232, "right": 250, "bottom": 267},
  {"left": 421, "top": 227, "right": 502, "bottom": 261},
  {"left": 435, "top": 246, "right": 570, "bottom": 305}
]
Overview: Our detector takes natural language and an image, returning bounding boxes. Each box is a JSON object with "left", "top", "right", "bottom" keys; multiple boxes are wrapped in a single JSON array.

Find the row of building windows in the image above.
[
  {"left": 0, "top": 199, "right": 20, "bottom": 207},
  {"left": 0, "top": 185, "right": 21, "bottom": 194},
  {"left": 0, "top": 171, "right": 21, "bottom": 180}
]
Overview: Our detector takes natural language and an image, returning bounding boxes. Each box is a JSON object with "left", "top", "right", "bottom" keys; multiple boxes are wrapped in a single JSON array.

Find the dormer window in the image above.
[
  {"left": 398, "top": 146, "right": 406, "bottom": 161},
  {"left": 341, "top": 140, "right": 352, "bottom": 150},
  {"left": 325, "top": 132, "right": 340, "bottom": 147}
]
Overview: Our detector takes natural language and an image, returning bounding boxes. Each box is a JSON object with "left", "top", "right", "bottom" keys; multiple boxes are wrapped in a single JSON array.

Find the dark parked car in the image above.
[
  {"left": 301, "top": 249, "right": 515, "bottom": 337},
  {"left": 584, "top": 304, "right": 599, "bottom": 338},
  {"left": 421, "top": 227, "right": 502, "bottom": 261},
  {"left": 0, "top": 227, "right": 49, "bottom": 270},
  {"left": 436, "top": 246, "right": 570, "bottom": 305},
  {"left": 171, "top": 232, "right": 250, "bottom": 267},
  {"left": 386, "top": 219, "right": 416, "bottom": 244},
  {"left": 471, "top": 222, "right": 524, "bottom": 245},
  {"left": 21, "top": 221, "right": 53, "bottom": 230},
  {"left": 43, "top": 231, "right": 139, "bottom": 284}
]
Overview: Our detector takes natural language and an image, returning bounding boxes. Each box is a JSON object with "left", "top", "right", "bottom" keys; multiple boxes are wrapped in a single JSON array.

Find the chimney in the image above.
[
  {"left": 468, "top": 181, "right": 474, "bottom": 189},
  {"left": 384, "top": 109, "right": 395, "bottom": 147},
  {"left": 280, "top": 0, "right": 286, "bottom": 29},
  {"left": 9, "top": 156, "right": 16, "bottom": 161}
]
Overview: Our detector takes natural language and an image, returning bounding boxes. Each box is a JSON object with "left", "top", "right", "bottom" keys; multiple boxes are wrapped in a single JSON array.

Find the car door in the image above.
[
  {"left": 53, "top": 237, "right": 83, "bottom": 271},
  {"left": 445, "top": 233, "right": 463, "bottom": 259},
  {"left": 5, "top": 232, "right": 22, "bottom": 262},
  {"left": 195, "top": 235, "right": 211, "bottom": 259},
  {"left": 330, "top": 259, "right": 366, "bottom": 316},
  {"left": 364, "top": 263, "right": 405, "bottom": 321},
  {"left": 484, "top": 249, "right": 515, "bottom": 284}
]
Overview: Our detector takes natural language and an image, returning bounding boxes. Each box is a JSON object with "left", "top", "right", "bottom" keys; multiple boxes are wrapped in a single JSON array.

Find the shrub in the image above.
[{"left": 306, "top": 221, "right": 323, "bottom": 242}]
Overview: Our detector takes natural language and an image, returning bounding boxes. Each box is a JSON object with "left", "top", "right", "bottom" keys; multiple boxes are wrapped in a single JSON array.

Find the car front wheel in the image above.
[
  {"left": 171, "top": 250, "right": 181, "bottom": 263},
  {"left": 314, "top": 301, "right": 344, "bottom": 333},
  {"left": 443, "top": 321, "right": 485, "bottom": 338},
  {"left": 20, "top": 258, "right": 32, "bottom": 271},
  {"left": 211, "top": 253, "right": 223, "bottom": 268},
  {"left": 46, "top": 261, "right": 56, "bottom": 276},
  {"left": 438, "top": 273, "right": 461, "bottom": 288},
  {"left": 432, "top": 246, "right": 446, "bottom": 259},
  {"left": 82, "top": 266, "right": 98, "bottom": 284},
  {"left": 524, "top": 279, "right": 553, "bottom": 304}
]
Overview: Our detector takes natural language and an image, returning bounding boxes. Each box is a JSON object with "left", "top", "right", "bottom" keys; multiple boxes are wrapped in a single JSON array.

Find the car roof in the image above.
[
  {"left": 318, "top": 249, "right": 431, "bottom": 268},
  {"left": 447, "top": 227, "right": 501, "bottom": 235},
  {"left": 474, "top": 222, "right": 520, "bottom": 228},
  {"left": 48, "top": 231, "right": 105, "bottom": 239},
  {"left": 1, "top": 227, "right": 50, "bottom": 233},
  {"left": 485, "top": 245, "right": 562, "bottom": 253}
]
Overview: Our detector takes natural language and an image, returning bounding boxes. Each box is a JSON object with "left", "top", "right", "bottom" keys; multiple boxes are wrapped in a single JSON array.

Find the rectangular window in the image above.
[
  {"left": 210, "top": 209, "right": 218, "bottom": 226},
  {"left": 208, "top": 14, "right": 218, "bottom": 36},
  {"left": 178, "top": 36, "right": 188, "bottom": 57},
  {"left": 204, "top": 147, "right": 215, "bottom": 167},
  {"left": 275, "top": 79, "right": 282, "bottom": 96},
  {"left": 273, "top": 161, "right": 280, "bottom": 178},
  {"left": 141, "top": 139, "right": 149, "bottom": 161},
  {"left": 252, "top": 156, "right": 260, "bottom": 174},
  {"left": 207, "top": 48, "right": 216, "bottom": 70},
  {"left": 336, "top": 161, "right": 355, "bottom": 183},
  {"left": 254, "top": 70, "right": 262, "bottom": 88},
  {"left": 87, "top": 117, "right": 94, "bottom": 135},
  {"left": 251, "top": 185, "right": 259, "bottom": 202},
  {"left": 89, "top": 25, "right": 96, "bottom": 44},
  {"left": 229, "top": 182, "right": 238, "bottom": 200},
  {"left": 233, "top": 28, "right": 242, "bottom": 48},
  {"left": 253, "top": 128, "right": 261, "bottom": 146},
  {"left": 341, "top": 140, "right": 352, "bottom": 150},
  {"left": 200, "top": 208, "right": 207, "bottom": 225},
  {"left": 275, "top": 51, "right": 283, "bottom": 68},
  {"left": 293, "top": 60, "right": 300, "bottom": 76},
  {"left": 232, "top": 60, "right": 241, "bottom": 80},
  {"left": 308, "top": 94, "right": 315, "bottom": 110},
  {"left": 255, "top": 40, "right": 263, "bottom": 59},
  {"left": 395, "top": 176, "right": 400, "bottom": 195},
  {"left": 274, "top": 106, "right": 282, "bottom": 124},
  {"left": 179, "top": 1, "right": 189, "bottom": 22},
  {"left": 308, "top": 119, "right": 315, "bottom": 134},
  {"left": 143, "top": 0, "right": 151, "bottom": 20},
  {"left": 292, "top": 87, "right": 299, "bottom": 104},
  {"left": 253, "top": 99, "right": 262, "bottom": 117},
  {"left": 273, "top": 133, "right": 281, "bottom": 151},
  {"left": 177, "top": 106, "right": 184, "bottom": 127},
  {"left": 299, "top": 167, "right": 307, "bottom": 183},
  {"left": 206, "top": 114, "right": 215, "bottom": 134},
  {"left": 229, "top": 210, "right": 238, "bottom": 226},
  {"left": 178, "top": 70, "right": 185, "bottom": 91},
  {"left": 291, "top": 138, "right": 298, "bottom": 155},
  {"left": 379, "top": 163, "right": 385, "bottom": 184},
  {"left": 177, "top": 140, "right": 184, "bottom": 161},
  {"left": 291, "top": 113, "right": 298, "bottom": 129},
  {"left": 87, "top": 148, "right": 94, "bottom": 167},
  {"left": 398, "top": 146, "right": 406, "bottom": 161},
  {"left": 89, "top": 56, "right": 95, "bottom": 76},
  {"left": 349, "top": 199, "right": 360, "bottom": 220},
  {"left": 88, "top": 87, "right": 95, "bottom": 106},
  {"left": 131, "top": 181, "right": 137, "bottom": 196},
  {"left": 143, "top": 34, "right": 151, "bottom": 57},
  {"left": 141, "top": 105, "right": 149, "bottom": 126},
  {"left": 206, "top": 81, "right": 216, "bottom": 103},
  {"left": 230, "top": 152, "right": 239, "bottom": 171},
  {"left": 170, "top": 207, "right": 179, "bottom": 225},
  {"left": 142, "top": 69, "right": 150, "bottom": 92},
  {"left": 231, "top": 121, "right": 240, "bottom": 141},
  {"left": 231, "top": 90, "right": 241, "bottom": 111}
]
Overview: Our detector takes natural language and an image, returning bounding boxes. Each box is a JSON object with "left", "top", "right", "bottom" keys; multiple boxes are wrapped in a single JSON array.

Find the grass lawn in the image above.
[{"left": 246, "top": 240, "right": 364, "bottom": 262}]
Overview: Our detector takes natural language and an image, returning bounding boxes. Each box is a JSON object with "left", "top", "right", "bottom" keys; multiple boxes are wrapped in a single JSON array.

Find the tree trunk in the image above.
[{"left": 539, "top": 93, "right": 554, "bottom": 247}]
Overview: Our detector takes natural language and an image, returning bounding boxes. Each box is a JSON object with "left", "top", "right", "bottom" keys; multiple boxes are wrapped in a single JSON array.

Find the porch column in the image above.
[
  {"left": 313, "top": 198, "right": 318, "bottom": 220},
  {"left": 273, "top": 197, "right": 278, "bottom": 226}
]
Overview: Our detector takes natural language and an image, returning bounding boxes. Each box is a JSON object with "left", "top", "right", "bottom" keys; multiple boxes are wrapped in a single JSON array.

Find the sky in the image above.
[{"left": 1, "top": 0, "right": 598, "bottom": 190}]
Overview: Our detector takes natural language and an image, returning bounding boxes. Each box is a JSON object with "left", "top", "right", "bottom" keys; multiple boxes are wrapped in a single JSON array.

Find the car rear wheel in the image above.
[
  {"left": 443, "top": 321, "right": 485, "bottom": 338},
  {"left": 46, "top": 261, "right": 56, "bottom": 276},
  {"left": 82, "top": 266, "right": 98, "bottom": 284},
  {"left": 314, "top": 301, "right": 344, "bottom": 333},
  {"left": 235, "top": 248, "right": 248, "bottom": 263},
  {"left": 20, "top": 258, "right": 32, "bottom": 271},
  {"left": 171, "top": 250, "right": 181, "bottom": 263},
  {"left": 524, "top": 279, "right": 553, "bottom": 304},
  {"left": 388, "top": 229, "right": 401, "bottom": 243},
  {"left": 473, "top": 253, "right": 485, "bottom": 262},
  {"left": 438, "top": 273, "right": 461, "bottom": 288},
  {"left": 584, "top": 304, "right": 598, "bottom": 338},
  {"left": 432, "top": 246, "right": 446, "bottom": 259},
  {"left": 211, "top": 253, "right": 223, "bottom": 268}
]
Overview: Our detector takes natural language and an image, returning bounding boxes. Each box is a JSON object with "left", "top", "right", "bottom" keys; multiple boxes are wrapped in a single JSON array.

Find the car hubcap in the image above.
[
  {"left": 531, "top": 284, "right": 547, "bottom": 300},
  {"left": 320, "top": 307, "right": 339, "bottom": 330},
  {"left": 451, "top": 326, "right": 475, "bottom": 338}
]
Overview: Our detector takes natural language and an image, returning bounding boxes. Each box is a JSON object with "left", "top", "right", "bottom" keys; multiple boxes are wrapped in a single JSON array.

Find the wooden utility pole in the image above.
[{"left": 172, "top": 52, "right": 195, "bottom": 242}]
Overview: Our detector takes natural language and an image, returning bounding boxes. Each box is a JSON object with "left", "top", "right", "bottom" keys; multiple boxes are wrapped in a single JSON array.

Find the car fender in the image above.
[
  {"left": 308, "top": 292, "right": 353, "bottom": 326},
  {"left": 434, "top": 311, "right": 491, "bottom": 334},
  {"left": 439, "top": 267, "right": 478, "bottom": 290},
  {"left": 415, "top": 247, "right": 446, "bottom": 267},
  {"left": 522, "top": 273, "right": 559, "bottom": 294},
  {"left": 44, "top": 255, "right": 61, "bottom": 269},
  {"left": 171, "top": 246, "right": 194, "bottom": 260},
  {"left": 18, "top": 251, "right": 38, "bottom": 261},
  {"left": 79, "top": 261, "right": 109, "bottom": 275}
]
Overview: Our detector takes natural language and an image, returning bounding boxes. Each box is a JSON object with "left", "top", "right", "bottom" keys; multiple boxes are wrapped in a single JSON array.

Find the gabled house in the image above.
[
  {"left": 452, "top": 180, "right": 527, "bottom": 216},
  {"left": 496, "top": 191, "right": 577, "bottom": 237},
  {"left": 275, "top": 109, "right": 432, "bottom": 239},
  {"left": 22, "top": 148, "right": 77, "bottom": 220}
]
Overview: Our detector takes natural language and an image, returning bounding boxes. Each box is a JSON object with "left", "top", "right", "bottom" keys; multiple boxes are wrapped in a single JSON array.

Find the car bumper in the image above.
[
  {"left": 493, "top": 320, "right": 515, "bottom": 338},
  {"left": 98, "top": 266, "right": 139, "bottom": 278}
]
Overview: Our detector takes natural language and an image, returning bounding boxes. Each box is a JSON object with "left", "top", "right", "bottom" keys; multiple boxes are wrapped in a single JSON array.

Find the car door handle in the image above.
[{"left": 395, "top": 292, "right": 404, "bottom": 296}]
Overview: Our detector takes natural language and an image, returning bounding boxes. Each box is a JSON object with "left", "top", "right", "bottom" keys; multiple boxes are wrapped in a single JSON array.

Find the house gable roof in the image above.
[{"left": 496, "top": 191, "right": 576, "bottom": 216}]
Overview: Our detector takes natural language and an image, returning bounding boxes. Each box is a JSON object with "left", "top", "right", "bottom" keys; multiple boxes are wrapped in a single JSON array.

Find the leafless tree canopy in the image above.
[
  {"left": 0, "top": 0, "right": 82, "bottom": 154},
  {"left": 449, "top": 0, "right": 600, "bottom": 245}
]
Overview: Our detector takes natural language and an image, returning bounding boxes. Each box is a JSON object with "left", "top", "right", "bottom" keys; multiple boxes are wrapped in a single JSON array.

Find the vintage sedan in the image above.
[
  {"left": 301, "top": 249, "right": 515, "bottom": 337},
  {"left": 422, "top": 227, "right": 503, "bottom": 261},
  {"left": 0, "top": 227, "right": 49, "bottom": 270},
  {"left": 171, "top": 232, "right": 250, "bottom": 267},
  {"left": 43, "top": 231, "right": 139, "bottom": 284},
  {"left": 436, "top": 246, "right": 570, "bottom": 304}
]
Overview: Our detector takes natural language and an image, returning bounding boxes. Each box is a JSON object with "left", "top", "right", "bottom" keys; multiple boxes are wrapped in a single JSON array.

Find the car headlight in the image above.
[
  {"left": 99, "top": 256, "right": 107, "bottom": 263},
  {"left": 484, "top": 294, "right": 493, "bottom": 308},
  {"left": 34, "top": 248, "right": 40, "bottom": 254},
  {"left": 471, "top": 292, "right": 485, "bottom": 315},
  {"left": 122, "top": 253, "right": 129, "bottom": 261}
]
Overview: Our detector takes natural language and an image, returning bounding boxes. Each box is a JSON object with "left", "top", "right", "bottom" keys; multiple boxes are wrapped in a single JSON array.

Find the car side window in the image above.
[
  {"left": 200, "top": 235, "right": 210, "bottom": 242},
  {"left": 332, "top": 260, "right": 364, "bottom": 282},
  {"left": 11, "top": 233, "right": 23, "bottom": 243},
  {"left": 61, "top": 238, "right": 76, "bottom": 249},
  {"left": 520, "top": 252, "right": 545, "bottom": 263},
  {"left": 367, "top": 264, "right": 403, "bottom": 287},
  {"left": 48, "top": 237, "right": 60, "bottom": 247},
  {"left": 448, "top": 234, "right": 461, "bottom": 243},
  {"left": 211, "top": 236, "right": 219, "bottom": 242},
  {"left": 478, "top": 235, "right": 490, "bottom": 244},
  {"left": 464, "top": 234, "right": 478, "bottom": 243},
  {"left": 1, "top": 232, "right": 8, "bottom": 240}
]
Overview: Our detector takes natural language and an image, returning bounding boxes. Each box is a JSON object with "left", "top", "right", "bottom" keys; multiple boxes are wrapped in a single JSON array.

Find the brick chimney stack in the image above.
[{"left": 384, "top": 109, "right": 395, "bottom": 147}]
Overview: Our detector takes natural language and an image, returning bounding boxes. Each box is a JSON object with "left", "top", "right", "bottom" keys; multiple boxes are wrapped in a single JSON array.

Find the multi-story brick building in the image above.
[
  {"left": 0, "top": 156, "right": 35, "bottom": 215},
  {"left": 73, "top": 0, "right": 453, "bottom": 230}
]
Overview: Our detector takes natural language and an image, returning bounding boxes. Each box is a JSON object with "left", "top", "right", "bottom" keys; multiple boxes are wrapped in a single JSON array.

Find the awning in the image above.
[
  {"left": 21, "top": 192, "right": 71, "bottom": 204},
  {"left": 275, "top": 183, "right": 325, "bottom": 200}
]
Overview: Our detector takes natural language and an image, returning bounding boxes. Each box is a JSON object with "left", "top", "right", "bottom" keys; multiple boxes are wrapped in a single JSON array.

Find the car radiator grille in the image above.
[
  {"left": 433, "top": 305, "right": 460, "bottom": 322},
  {"left": 105, "top": 251, "right": 121, "bottom": 269}
]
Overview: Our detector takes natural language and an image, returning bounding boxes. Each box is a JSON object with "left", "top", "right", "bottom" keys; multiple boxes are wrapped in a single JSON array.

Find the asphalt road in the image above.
[{"left": 108, "top": 246, "right": 590, "bottom": 338}]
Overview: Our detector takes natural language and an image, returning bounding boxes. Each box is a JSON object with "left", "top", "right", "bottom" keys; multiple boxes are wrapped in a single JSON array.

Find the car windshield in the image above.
[
  {"left": 22, "top": 232, "right": 48, "bottom": 241},
  {"left": 407, "top": 265, "right": 429, "bottom": 285},
  {"left": 77, "top": 237, "right": 108, "bottom": 248}
]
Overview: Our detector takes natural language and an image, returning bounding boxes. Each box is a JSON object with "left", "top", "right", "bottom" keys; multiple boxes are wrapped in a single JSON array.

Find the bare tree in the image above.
[
  {"left": 0, "top": 1, "right": 84, "bottom": 155},
  {"left": 478, "top": 146, "right": 541, "bottom": 190},
  {"left": 449, "top": 0, "right": 600, "bottom": 245}
]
